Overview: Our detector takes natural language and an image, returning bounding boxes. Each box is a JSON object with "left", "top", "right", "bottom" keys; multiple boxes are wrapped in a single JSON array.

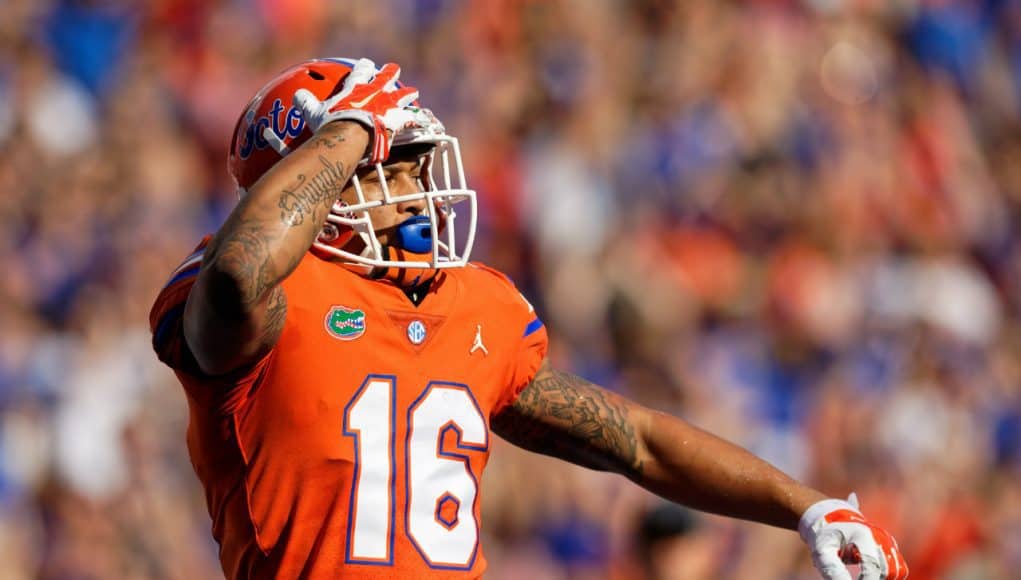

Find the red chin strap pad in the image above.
[{"left": 371, "top": 245, "right": 438, "bottom": 288}]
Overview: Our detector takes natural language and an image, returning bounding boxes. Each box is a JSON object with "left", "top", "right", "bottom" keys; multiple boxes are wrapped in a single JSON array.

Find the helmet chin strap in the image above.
[
  {"left": 323, "top": 236, "right": 439, "bottom": 288},
  {"left": 368, "top": 245, "right": 439, "bottom": 288},
  {"left": 324, "top": 216, "right": 441, "bottom": 289}
]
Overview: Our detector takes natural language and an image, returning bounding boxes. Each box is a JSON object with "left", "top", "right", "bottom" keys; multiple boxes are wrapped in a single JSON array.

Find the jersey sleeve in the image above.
[
  {"left": 149, "top": 236, "right": 210, "bottom": 372},
  {"left": 496, "top": 306, "right": 548, "bottom": 415},
  {"left": 470, "top": 264, "right": 550, "bottom": 417},
  {"left": 148, "top": 236, "right": 271, "bottom": 412}
]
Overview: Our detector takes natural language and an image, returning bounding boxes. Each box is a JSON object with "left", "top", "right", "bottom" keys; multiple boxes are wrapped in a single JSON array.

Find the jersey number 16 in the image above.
[{"left": 343, "top": 375, "right": 487, "bottom": 570}]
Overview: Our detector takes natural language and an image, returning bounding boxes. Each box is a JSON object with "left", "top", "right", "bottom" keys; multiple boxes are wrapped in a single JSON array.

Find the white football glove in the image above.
[
  {"left": 290, "top": 58, "right": 420, "bottom": 164},
  {"left": 800, "top": 493, "right": 909, "bottom": 580}
]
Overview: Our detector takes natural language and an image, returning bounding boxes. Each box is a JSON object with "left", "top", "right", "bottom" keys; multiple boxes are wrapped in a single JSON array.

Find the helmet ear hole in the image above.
[
  {"left": 319, "top": 223, "right": 340, "bottom": 242},
  {"left": 317, "top": 223, "right": 356, "bottom": 249}
]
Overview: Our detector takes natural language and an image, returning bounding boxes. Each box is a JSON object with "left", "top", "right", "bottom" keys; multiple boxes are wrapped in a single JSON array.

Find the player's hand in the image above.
[
  {"left": 292, "top": 58, "right": 420, "bottom": 163},
  {"left": 799, "top": 493, "right": 908, "bottom": 580}
]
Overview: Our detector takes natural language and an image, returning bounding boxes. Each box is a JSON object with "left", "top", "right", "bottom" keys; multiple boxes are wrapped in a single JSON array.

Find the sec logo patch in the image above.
[{"left": 407, "top": 320, "right": 427, "bottom": 345}]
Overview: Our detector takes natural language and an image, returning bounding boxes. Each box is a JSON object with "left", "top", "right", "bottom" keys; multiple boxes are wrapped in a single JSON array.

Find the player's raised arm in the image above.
[
  {"left": 185, "top": 59, "right": 418, "bottom": 375},
  {"left": 491, "top": 359, "right": 908, "bottom": 580}
]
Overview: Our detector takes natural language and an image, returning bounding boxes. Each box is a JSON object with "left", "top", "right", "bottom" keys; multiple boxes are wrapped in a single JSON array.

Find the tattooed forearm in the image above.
[
  {"left": 184, "top": 119, "right": 367, "bottom": 375},
  {"left": 491, "top": 362, "right": 645, "bottom": 479},
  {"left": 277, "top": 155, "right": 349, "bottom": 226},
  {"left": 491, "top": 362, "right": 831, "bottom": 530},
  {"left": 275, "top": 121, "right": 356, "bottom": 225},
  {"left": 311, "top": 130, "right": 348, "bottom": 149},
  {"left": 202, "top": 135, "right": 354, "bottom": 314}
]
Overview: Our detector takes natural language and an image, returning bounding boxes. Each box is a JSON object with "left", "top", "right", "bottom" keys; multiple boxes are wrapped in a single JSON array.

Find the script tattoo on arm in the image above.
[
  {"left": 277, "top": 156, "right": 349, "bottom": 227},
  {"left": 491, "top": 361, "right": 645, "bottom": 480},
  {"left": 206, "top": 129, "right": 354, "bottom": 309}
]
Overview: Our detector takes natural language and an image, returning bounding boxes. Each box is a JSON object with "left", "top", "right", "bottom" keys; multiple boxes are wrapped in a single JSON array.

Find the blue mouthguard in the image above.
[{"left": 394, "top": 215, "right": 433, "bottom": 254}]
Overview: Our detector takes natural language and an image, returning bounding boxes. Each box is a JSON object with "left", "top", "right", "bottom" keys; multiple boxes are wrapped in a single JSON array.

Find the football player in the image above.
[{"left": 150, "top": 58, "right": 908, "bottom": 579}]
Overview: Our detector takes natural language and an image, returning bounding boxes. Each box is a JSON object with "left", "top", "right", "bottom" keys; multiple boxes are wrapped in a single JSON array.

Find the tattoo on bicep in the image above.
[
  {"left": 491, "top": 365, "right": 644, "bottom": 478},
  {"left": 277, "top": 156, "right": 350, "bottom": 226}
]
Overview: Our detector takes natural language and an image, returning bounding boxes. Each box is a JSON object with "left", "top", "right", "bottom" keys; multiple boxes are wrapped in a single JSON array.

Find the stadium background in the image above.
[{"left": 2, "top": 0, "right": 1020, "bottom": 578}]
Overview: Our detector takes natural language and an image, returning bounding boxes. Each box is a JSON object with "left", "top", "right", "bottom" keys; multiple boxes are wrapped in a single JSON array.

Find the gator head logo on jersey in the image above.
[{"left": 325, "top": 306, "right": 366, "bottom": 340}]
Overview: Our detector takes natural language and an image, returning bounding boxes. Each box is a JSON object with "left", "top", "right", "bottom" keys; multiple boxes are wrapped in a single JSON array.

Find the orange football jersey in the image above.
[{"left": 150, "top": 241, "right": 548, "bottom": 579}]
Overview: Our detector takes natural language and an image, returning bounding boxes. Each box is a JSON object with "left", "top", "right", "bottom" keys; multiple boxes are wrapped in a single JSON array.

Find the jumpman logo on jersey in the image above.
[{"left": 470, "top": 324, "right": 488, "bottom": 356}]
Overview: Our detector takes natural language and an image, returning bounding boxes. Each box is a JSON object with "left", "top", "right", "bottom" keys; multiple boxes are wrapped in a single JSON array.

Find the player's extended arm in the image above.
[
  {"left": 185, "top": 59, "right": 417, "bottom": 376},
  {"left": 491, "top": 358, "right": 823, "bottom": 527},
  {"left": 491, "top": 359, "right": 908, "bottom": 580}
]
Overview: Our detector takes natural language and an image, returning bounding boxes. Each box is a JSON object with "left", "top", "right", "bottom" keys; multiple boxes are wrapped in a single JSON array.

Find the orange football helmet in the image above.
[{"left": 228, "top": 58, "right": 476, "bottom": 272}]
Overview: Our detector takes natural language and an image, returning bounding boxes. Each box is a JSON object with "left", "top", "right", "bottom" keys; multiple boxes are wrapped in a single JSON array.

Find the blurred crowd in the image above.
[{"left": 2, "top": 0, "right": 1021, "bottom": 578}]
